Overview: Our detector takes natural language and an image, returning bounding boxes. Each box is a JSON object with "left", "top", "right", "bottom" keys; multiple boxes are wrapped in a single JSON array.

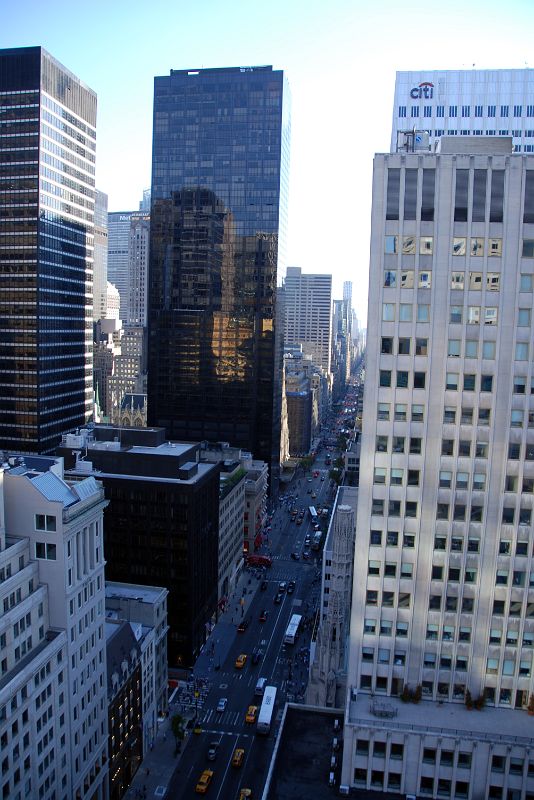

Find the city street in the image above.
[{"left": 166, "top": 444, "right": 336, "bottom": 799}]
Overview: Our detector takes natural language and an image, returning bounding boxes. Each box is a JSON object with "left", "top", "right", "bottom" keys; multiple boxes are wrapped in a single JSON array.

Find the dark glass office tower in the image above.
[
  {"left": 148, "top": 66, "right": 290, "bottom": 492},
  {"left": 0, "top": 47, "right": 96, "bottom": 453}
]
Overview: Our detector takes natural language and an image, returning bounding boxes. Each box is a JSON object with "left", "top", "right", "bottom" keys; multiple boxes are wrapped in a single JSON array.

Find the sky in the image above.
[{"left": 3, "top": 0, "right": 534, "bottom": 325}]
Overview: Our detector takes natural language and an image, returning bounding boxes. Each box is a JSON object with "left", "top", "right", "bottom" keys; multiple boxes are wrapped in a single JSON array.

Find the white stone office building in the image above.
[
  {"left": 341, "top": 138, "right": 534, "bottom": 797},
  {"left": 284, "top": 267, "right": 333, "bottom": 374},
  {"left": 391, "top": 69, "right": 534, "bottom": 155},
  {"left": 105, "top": 581, "right": 169, "bottom": 754},
  {"left": 308, "top": 486, "right": 357, "bottom": 709},
  {"left": 0, "top": 456, "right": 108, "bottom": 800}
]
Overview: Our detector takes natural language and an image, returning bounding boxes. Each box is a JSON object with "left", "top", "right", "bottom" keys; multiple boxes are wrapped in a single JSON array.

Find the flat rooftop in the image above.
[
  {"left": 105, "top": 581, "right": 167, "bottom": 604},
  {"left": 265, "top": 705, "right": 399, "bottom": 799},
  {"left": 348, "top": 693, "right": 534, "bottom": 747}
]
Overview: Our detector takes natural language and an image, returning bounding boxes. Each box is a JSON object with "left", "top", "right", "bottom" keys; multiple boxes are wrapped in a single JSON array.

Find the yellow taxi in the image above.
[
  {"left": 245, "top": 705, "right": 258, "bottom": 723},
  {"left": 235, "top": 653, "right": 247, "bottom": 669},
  {"left": 238, "top": 790, "right": 252, "bottom": 800},
  {"left": 231, "top": 747, "right": 245, "bottom": 767},
  {"left": 195, "top": 769, "right": 213, "bottom": 794}
]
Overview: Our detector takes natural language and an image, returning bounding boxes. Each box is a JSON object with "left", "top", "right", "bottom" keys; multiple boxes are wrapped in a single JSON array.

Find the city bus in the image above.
[
  {"left": 256, "top": 686, "right": 277, "bottom": 734},
  {"left": 308, "top": 506, "right": 318, "bottom": 522},
  {"left": 283, "top": 613, "right": 303, "bottom": 645}
]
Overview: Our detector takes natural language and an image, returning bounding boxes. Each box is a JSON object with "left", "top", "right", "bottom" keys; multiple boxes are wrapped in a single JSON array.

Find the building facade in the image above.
[
  {"left": 107, "top": 212, "right": 134, "bottom": 322},
  {"left": 391, "top": 69, "right": 534, "bottom": 154},
  {"left": 59, "top": 425, "right": 220, "bottom": 666},
  {"left": 147, "top": 66, "right": 290, "bottom": 492},
  {"left": 284, "top": 267, "right": 333, "bottom": 373},
  {"left": 1, "top": 455, "right": 109, "bottom": 800},
  {"left": 0, "top": 47, "right": 96, "bottom": 452},
  {"left": 105, "top": 581, "right": 169, "bottom": 754},
  {"left": 341, "top": 138, "right": 534, "bottom": 796},
  {"left": 93, "top": 190, "right": 109, "bottom": 322}
]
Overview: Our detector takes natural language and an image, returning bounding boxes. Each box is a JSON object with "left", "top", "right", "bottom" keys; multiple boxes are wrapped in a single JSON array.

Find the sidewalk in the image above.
[
  {"left": 123, "top": 710, "right": 191, "bottom": 800},
  {"left": 123, "top": 567, "right": 260, "bottom": 799}
]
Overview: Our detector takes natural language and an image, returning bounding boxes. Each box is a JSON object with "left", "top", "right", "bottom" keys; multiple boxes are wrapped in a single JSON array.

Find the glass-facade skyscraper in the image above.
[
  {"left": 148, "top": 66, "right": 290, "bottom": 491},
  {"left": 0, "top": 47, "right": 96, "bottom": 453}
]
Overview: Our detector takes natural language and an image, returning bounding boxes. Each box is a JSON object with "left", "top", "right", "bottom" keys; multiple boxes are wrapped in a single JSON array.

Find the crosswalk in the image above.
[{"left": 200, "top": 708, "right": 247, "bottom": 728}]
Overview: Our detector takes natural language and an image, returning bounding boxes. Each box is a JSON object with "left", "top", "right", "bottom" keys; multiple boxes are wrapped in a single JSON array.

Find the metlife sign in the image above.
[{"left": 410, "top": 82, "right": 434, "bottom": 99}]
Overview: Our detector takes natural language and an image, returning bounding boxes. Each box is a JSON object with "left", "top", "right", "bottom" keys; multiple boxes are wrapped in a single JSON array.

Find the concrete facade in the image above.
[{"left": 342, "top": 139, "right": 534, "bottom": 796}]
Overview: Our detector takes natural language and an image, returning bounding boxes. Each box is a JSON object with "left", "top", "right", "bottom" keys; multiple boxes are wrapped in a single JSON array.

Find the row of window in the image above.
[
  {"left": 379, "top": 370, "right": 494, "bottom": 391},
  {"left": 382, "top": 302, "right": 499, "bottom": 324},
  {"left": 398, "top": 104, "right": 532, "bottom": 118},
  {"left": 385, "top": 234, "right": 504, "bottom": 257}
]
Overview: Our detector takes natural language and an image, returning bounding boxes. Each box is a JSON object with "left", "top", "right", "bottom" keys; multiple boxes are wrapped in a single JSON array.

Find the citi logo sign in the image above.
[{"left": 410, "top": 82, "right": 434, "bottom": 99}]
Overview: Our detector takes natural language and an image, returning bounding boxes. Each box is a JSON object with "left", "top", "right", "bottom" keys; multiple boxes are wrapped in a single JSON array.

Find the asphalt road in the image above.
[{"left": 167, "top": 446, "right": 336, "bottom": 800}]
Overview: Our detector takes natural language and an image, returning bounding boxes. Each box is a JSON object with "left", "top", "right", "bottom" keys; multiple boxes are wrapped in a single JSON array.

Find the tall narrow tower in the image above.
[
  {"left": 147, "top": 66, "right": 290, "bottom": 491},
  {"left": 0, "top": 47, "right": 96, "bottom": 452}
]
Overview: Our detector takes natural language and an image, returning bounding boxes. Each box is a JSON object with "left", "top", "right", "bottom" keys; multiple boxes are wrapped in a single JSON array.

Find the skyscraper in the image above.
[
  {"left": 107, "top": 211, "right": 134, "bottom": 322},
  {"left": 391, "top": 68, "right": 534, "bottom": 154},
  {"left": 93, "top": 190, "right": 108, "bottom": 322},
  {"left": 284, "top": 266, "right": 332, "bottom": 373},
  {"left": 0, "top": 47, "right": 96, "bottom": 453},
  {"left": 341, "top": 137, "right": 534, "bottom": 796},
  {"left": 147, "top": 66, "right": 290, "bottom": 490}
]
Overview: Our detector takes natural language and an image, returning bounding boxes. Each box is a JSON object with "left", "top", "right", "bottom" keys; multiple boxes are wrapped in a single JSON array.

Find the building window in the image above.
[
  {"left": 383, "top": 270, "right": 396, "bottom": 287},
  {"left": 424, "top": 106, "right": 432, "bottom": 118},
  {"left": 35, "top": 515, "right": 56, "bottom": 532},
  {"left": 404, "top": 169, "right": 418, "bottom": 220},
  {"left": 382, "top": 303, "right": 395, "bottom": 321},
  {"left": 490, "top": 170, "right": 505, "bottom": 222},
  {"left": 411, "top": 106, "right": 420, "bottom": 118},
  {"left": 399, "top": 304, "right": 412, "bottom": 322},
  {"left": 446, "top": 373, "right": 458, "bottom": 390},
  {"left": 448, "top": 340, "right": 461, "bottom": 357},
  {"left": 454, "top": 170, "right": 468, "bottom": 221},
  {"left": 386, "top": 169, "right": 401, "bottom": 221},
  {"left": 385, "top": 235, "right": 398, "bottom": 254},
  {"left": 415, "top": 337, "right": 428, "bottom": 355},
  {"left": 450, "top": 306, "right": 462, "bottom": 323},
  {"left": 398, "top": 106, "right": 407, "bottom": 118}
]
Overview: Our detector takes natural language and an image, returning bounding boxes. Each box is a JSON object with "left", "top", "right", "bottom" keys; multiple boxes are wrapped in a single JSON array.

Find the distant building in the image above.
[
  {"left": 108, "top": 212, "right": 134, "bottom": 322},
  {"left": 200, "top": 442, "right": 267, "bottom": 568},
  {"left": 148, "top": 66, "right": 290, "bottom": 493},
  {"left": 94, "top": 191, "right": 109, "bottom": 322},
  {"left": 285, "top": 369, "right": 313, "bottom": 456},
  {"left": 58, "top": 425, "right": 220, "bottom": 666},
  {"left": 127, "top": 214, "right": 150, "bottom": 326},
  {"left": 0, "top": 47, "right": 96, "bottom": 452},
  {"left": 284, "top": 267, "right": 333, "bottom": 374},
  {"left": 391, "top": 68, "right": 534, "bottom": 154}
]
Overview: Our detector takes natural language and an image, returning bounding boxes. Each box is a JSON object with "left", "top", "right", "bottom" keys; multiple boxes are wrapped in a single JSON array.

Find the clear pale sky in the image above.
[{"left": 2, "top": 0, "right": 534, "bottom": 324}]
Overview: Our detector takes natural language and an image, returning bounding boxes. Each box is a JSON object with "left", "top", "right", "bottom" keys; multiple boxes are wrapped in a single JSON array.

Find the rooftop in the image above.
[
  {"left": 347, "top": 692, "right": 534, "bottom": 747},
  {"left": 105, "top": 581, "right": 167, "bottom": 604}
]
